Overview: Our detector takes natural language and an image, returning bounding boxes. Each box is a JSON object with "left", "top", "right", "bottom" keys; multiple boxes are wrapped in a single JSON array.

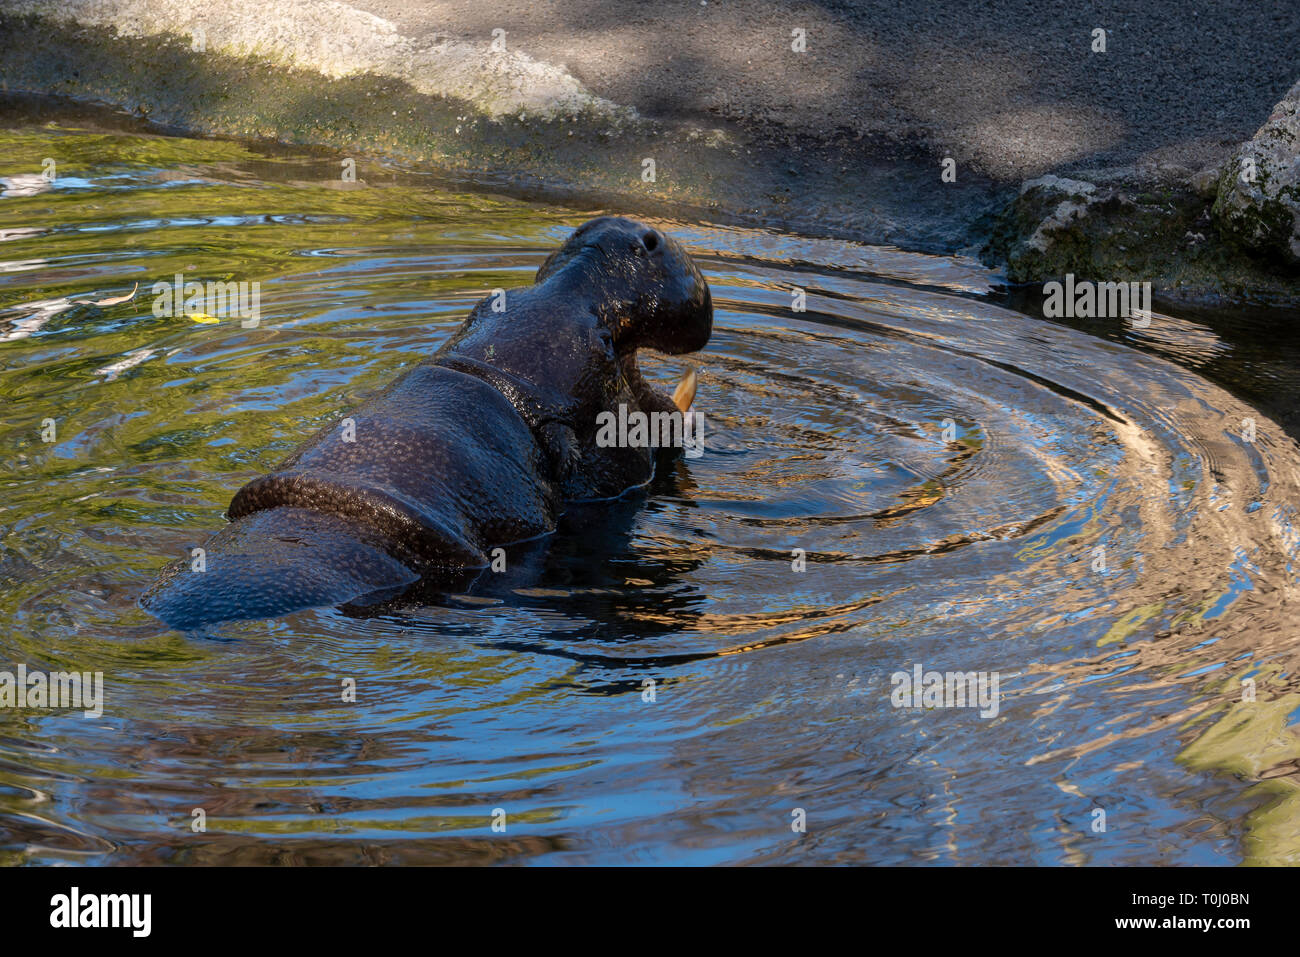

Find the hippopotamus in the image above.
[{"left": 141, "top": 216, "right": 712, "bottom": 630}]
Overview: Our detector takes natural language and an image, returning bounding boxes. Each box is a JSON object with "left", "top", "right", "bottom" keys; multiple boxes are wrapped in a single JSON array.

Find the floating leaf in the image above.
[{"left": 77, "top": 282, "right": 139, "bottom": 307}]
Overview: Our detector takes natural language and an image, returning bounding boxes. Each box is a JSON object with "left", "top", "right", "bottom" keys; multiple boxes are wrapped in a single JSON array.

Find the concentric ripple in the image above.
[{"left": 1, "top": 124, "right": 1299, "bottom": 865}]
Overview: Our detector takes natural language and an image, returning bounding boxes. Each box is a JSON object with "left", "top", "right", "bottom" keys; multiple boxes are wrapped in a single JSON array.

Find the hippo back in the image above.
[{"left": 228, "top": 363, "right": 560, "bottom": 569}]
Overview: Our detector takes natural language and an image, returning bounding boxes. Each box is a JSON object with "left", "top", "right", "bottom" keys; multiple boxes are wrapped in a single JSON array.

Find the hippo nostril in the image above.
[{"left": 640, "top": 230, "right": 660, "bottom": 253}]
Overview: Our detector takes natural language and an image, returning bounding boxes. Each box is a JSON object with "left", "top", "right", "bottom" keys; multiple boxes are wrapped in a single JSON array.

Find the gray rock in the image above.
[
  {"left": 1015, "top": 176, "right": 1101, "bottom": 255},
  {"left": 1189, "top": 162, "right": 1223, "bottom": 199},
  {"left": 1213, "top": 79, "right": 1300, "bottom": 265}
]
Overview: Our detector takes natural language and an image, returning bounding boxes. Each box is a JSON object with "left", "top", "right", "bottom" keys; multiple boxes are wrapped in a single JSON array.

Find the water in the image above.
[{"left": 3, "top": 115, "right": 1300, "bottom": 866}]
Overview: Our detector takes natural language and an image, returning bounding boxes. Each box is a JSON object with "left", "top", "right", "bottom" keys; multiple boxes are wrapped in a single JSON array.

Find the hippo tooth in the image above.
[{"left": 672, "top": 368, "right": 697, "bottom": 413}]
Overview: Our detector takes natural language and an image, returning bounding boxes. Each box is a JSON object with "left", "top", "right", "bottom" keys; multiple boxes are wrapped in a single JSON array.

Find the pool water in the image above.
[{"left": 2, "top": 117, "right": 1300, "bottom": 865}]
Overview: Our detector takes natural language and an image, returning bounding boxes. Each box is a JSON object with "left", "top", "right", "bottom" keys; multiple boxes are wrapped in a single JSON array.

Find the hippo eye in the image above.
[{"left": 639, "top": 230, "right": 661, "bottom": 254}]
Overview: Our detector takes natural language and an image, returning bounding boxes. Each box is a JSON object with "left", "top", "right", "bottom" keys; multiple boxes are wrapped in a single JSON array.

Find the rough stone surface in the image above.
[
  {"left": 8, "top": 0, "right": 630, "bottom": 119},
  {"left": 4, "top": 0, "right": 1300, "bottom": 304},
  {"left": 1214, "top": 80, "right": 1300, "bottom": 265},
  {"left": 353, "top": 0, "right": 1300, "bottom": 183},
  {"left": 1016, "top": 176, "right": 1101, "bottom": 254},
  {"left": 988, "top": 175, "right": 1113, "bottom": 282},
  {"left": 13, "top": 0, "right": 1300, "bottom": 183}
]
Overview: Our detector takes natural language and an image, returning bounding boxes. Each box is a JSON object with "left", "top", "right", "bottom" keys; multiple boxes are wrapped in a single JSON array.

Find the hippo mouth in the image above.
[{"left": 620, "top": 351, "right": 698, "bottom": 419}]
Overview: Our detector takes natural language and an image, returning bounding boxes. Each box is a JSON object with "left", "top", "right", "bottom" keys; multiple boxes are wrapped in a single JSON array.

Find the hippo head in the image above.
[
  {"left": 520, "top": 218, "right": 712, "bottom": 497},
  {"left": 536, "top": 216, "right": 713, "bottom": 357},
  {"left": 533, "top": 216, "right": 713, "bottom": 434},
  {"left": 440, "top": 216, "right": 713, "bottom": 499}
]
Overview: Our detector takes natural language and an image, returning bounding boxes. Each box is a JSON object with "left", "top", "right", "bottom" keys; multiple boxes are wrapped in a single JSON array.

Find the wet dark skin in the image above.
[{"left": 141, "top": 217, "right": 712, "bottom": 630}]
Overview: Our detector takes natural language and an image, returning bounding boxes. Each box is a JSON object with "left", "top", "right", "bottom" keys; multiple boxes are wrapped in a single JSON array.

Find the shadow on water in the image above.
[
  {"left": 343, "top": 468, "right": 713, "bottom": 661},
  {"left": 2, "top": 105, "right": 1300, "bottom": 864}
]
